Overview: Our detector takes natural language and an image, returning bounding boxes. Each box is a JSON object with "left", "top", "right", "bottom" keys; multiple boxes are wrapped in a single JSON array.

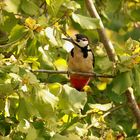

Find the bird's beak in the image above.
[{"left": 62, "top": 37, "right": 73, "bottom": 43}]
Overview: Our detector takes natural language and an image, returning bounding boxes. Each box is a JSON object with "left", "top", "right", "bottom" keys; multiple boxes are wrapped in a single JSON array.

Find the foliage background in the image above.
[{"left": 0, "top": 0, "right": 140, "bottom": 139}]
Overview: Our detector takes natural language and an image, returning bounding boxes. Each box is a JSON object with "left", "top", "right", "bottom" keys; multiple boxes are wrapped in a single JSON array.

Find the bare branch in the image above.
[
  {"left": 32, "top": 69, "right": 114, "bottom": 78},
  {"left": 126, "top": 87, "right": 140, "bottom": 129},
  {"left": 85, "top": 0, "right": 118, "bottom": 63}
]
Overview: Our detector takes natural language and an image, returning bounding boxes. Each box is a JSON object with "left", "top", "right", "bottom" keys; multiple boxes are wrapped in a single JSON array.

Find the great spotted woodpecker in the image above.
[{"left": 63, "top": 34, "right": 95, "bottom": 91}]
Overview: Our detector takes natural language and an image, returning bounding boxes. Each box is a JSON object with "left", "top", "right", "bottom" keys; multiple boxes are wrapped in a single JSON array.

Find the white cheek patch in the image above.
[{"left": 78, "top": 40, "right": 88, "bottom": 47}]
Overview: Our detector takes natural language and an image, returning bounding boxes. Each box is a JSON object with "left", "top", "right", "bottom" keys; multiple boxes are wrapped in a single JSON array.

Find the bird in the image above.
[{"left": 63, "top": 34, "right": 95, "bottom": 91}]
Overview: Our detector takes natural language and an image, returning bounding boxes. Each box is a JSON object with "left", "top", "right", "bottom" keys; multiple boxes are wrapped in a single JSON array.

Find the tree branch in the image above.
[
  {"left": 126, "top": 87, "right": 140, "bottom": 129},
  {"left": 103, "top": 104, "right": 124, "bottom": 118},
  {"left": 85, "top": 0, "right": 140, "bottom": 130},
  {"left": 85, "top": 0, "right": 118, "bottom": 63},
  {"left": 32, "top": 69, "right": 114, "bottom": 78}
]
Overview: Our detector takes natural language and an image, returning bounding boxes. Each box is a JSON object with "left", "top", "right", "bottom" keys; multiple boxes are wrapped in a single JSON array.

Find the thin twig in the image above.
[
  {"left": 0, "top": 32, "right": 28, "bottom": 48},
  {"left": 33, "top": 69, "right": 68, "bottom": 74},
  {"left": 80, "top": 110, "right": 94, "bottom": 118},
  {"left": 32, "top": 69, "right": 115, "bottom": 78},
  {"left": 40, "top": 1, "right": 46, "bottom": 8},
  {"left": 103, "top": 104, "right": 124, "bottom": 118},
  {"left": 86, "top": 124, "right": 95, "bottom": 130},
  {"left": 50, "top": 14, "right": 66, "bottom": 27}
]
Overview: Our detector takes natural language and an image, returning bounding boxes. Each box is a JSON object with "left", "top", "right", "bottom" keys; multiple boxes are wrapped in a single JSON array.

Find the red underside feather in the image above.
[{"left": 70, "top": 75, "right": 90, "bottom": 91}]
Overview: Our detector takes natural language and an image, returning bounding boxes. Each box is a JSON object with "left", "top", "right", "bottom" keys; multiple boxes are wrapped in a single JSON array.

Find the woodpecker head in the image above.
[
  {"left": 74, "top": 34, "right": 89, "bottom": 47},
  {"left": 63, "top": 34, "right": 89, "bottom": 48}
]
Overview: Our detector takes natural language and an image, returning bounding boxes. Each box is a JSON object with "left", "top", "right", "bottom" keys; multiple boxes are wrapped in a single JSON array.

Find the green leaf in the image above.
[
  {"left": 112, "top": 72, "right": 133, "bottom": 94},
  {"left": 4, "top": 0, "right": 20, "bottom": 13},
  {"left": 0, "top": 11, "right": 18, "bottom": 33},
  {"left": 125, "top": 38, "right": 140, "bottom": 54},
  {"left": 33, "top": 88, "right": 58, "bottom": 119},
  {"left": 0, "top": 122, "right": 10, "bottom": 136},
  {"left": 51, "top": 134, "right": 68, "bottom": 140},
  {"left": 22, "top": 72, "right": 39, "bottom": 85},
  {"left": 47, "top": 0, "right": 65, "bottom": 16},
  {"left": 38, "top": 46, "right": 54, "bottom": 69},
  {"left": 59, "top": 85, "right": 87, "bottom": 113},
  {"left": 8, "top": 24, "right": 27, "bottom": 43},
  {"left": 32, "top": 119, "right": 44, "bottom": 129},
  {"left": 17, "top": 119, "right": 31, "bottom": 133},
  {"left": 21, "top": 0, "right": 39, "bottom": 16},
  {"left": 72, "top": 13, "right": 99, "bottom": 29},
  {"left": 0, "top": 99, "right": 5, "bottom": 112},
  {"left": 133, "top": 67, "right": 140, "bottom": 95},
  {"left": 95, "top": 56, "right": 113, "bottom": 73},
  {"left": 63, "top": 1, "right": 81, "bottom": 11},
  {"left": 46, "top": 0, "right": 51, "bottom": 6},
  {"left": 11, "top": 131, "right": 26, "bottom": 140},
  {"left": 105, "top": 0, "right": 122, "bottom": 14},
  {"left": 54, "top": 58, "right": 68, "bottom": 71},
  {"left": 37, "top": 89, "right": 59, "bottom": 110},
  {"left": 131, "top": 8, "right": 140, "bottom": 21},
  {"left": 23, "top": 57, "right": 40, "bottom": 70},
  {"left": 51, "top": 133, "right": 80, "bottom": 140},
  {"left": 17, "top": 98, "right": 31, "bottom": 120},
  {"left": 17, "top": 95, "right": 38, "bottom": 120},
  {"left": 26, "top": 125, "right": 38, "bottom": 140},
  {"left": 47, "top": 74, "right": 68, "bottom": 83},
  {"left": 106, "top": 89, "right": 126, "bottom": 103},
  {"left": 0, "top": 83, "right": 14, "bottom": 96},
  {"left": 118, "top": 55, "right": 132, "bottom": 72}
]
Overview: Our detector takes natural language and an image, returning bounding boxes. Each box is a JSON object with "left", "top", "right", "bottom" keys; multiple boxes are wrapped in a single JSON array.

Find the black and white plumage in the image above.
[{"left": 63, "top": 34, "right": 95, "bottom": 90}]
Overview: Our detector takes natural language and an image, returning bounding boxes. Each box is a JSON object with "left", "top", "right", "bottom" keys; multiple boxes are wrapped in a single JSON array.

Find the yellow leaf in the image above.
[
  {"left": 127, "top": 2, "right": 135, "bottom": 8},
  {"left": 62, "top": 114, "right": 69, "bottom": 123},
  {"left": 34, "top": 24, "right": 43, "bottom": 32},
  {"left": 46, "top": 0, "right": 51, "bottom": 6},
  {"left": 98, "top": 111, "right": 103, "bottom": 115},
  {"left": 98, "top": 116, "right": 105, "bottom": 123},
  {"left": 105, "top": 130, "right": 115, "bottom": 140},
  {"left": 72, "top": 113, "right": 78, "bottom": 117},
  {"left": 66, "top": 28, "right": 79, "bottom": 37},
  {"left": 134, "top": 56, "right": 140, "bottom": 63},
  {"left": 97, "top": 82, "right": 107, "bottom": 91},
  {"left": 83, "top": 85, "right": 92, "bottom": 93},
  {"left": 48, "top": 83, "right": 62, "bottom": 96},
  {"left": 54, "top": 58, "right": 68, "bottom": 71},
  {"left": 132, "top": 46, "right": 140, "bottom": 55},
  {"left": 53, "top": 22, "right": 61, "bottom": 30},
  {"left": 25, "top": 17, "right": 36, "bottom": 30},
  {"left": 62, "top": 114, "right": 76, "bottom": 123}
]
